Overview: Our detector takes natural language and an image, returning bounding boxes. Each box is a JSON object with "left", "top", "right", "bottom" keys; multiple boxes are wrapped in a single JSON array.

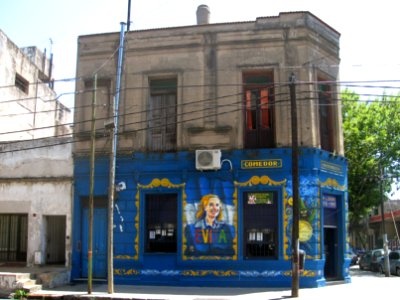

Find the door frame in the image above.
[
  {"left": 322, "top": 192, "right": 345, "bottom": 280},
  {"left": 81, "top": 197, "right": 108, "bottom": 278}
]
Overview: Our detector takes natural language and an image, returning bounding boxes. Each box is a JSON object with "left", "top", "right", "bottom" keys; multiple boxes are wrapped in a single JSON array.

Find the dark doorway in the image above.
[
  {"left": 45, "top": 215, "right": 66, "bottom": 264},
  {"left": 323, "top": 194, "right": 338, "bottom": 279},
  {"left": 324, "top": 227, "right": 338, "bottom": 278}
]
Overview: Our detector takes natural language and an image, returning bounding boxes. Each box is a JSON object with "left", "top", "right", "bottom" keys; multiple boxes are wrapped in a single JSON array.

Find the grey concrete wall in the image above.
[
  {"left": 0, "top": 30, "right": 71, "bottom": 141},
  {"left": 0, "top": 138, "right": 73, "bottom": 267}
]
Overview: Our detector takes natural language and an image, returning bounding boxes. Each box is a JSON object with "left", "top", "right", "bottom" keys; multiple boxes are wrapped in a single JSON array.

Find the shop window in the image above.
[
  {"left": 243, "top": 191, "right": 277, "bottom": 259},
  {"left": 145, "top": 194, "right": 177, "bottom": 253},
  {"left": 147, "top": 78, "right": 177, "bottom": 151},
  {"left": 243, "top": 71, "right": 275, "bottom": 149},
  {"left": 318, "top": 78, "right": 335, "bottom": 152},
  {"left": 15, "top": 73, "right": 29, "bottom": 94}
]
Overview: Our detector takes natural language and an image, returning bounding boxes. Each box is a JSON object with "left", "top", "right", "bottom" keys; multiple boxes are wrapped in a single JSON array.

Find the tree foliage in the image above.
[{"left": 342, "top": 89, "right": 400, "bottom": 226}]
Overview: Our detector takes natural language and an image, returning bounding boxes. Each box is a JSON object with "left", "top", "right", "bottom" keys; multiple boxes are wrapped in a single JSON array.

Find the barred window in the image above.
[
  {"left": 145, "top": 194, "right": 177, "bottom": 253},
  {"left": 243, "top": 191, "right": 278, "bottom": 259}
]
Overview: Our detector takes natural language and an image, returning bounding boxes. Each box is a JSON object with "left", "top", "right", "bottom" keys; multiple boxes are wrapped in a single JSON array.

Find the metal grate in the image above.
[{"left": 243, "top": 192, "right": 277, "bottom": 259}]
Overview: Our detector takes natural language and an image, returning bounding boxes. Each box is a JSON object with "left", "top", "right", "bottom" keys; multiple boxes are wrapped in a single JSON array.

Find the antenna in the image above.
[{"left": 49, "top": 38, "right": 54, "bottom": 88}]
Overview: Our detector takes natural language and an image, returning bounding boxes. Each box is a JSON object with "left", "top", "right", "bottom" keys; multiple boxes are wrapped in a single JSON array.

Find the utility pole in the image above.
[
  {"left": 127, "top": 0, "right": 132, "bottom": 31},
  {"left": 88, "top": 73, "right": 97, "bottom": 294},
  {"left": 380, "top": 164, "right": 390, "bottom": 277},
  {"left": 107, "top": 22, "right": 126, "bottom": 294},
  {"left": 289, "top": 73, "right": 300, "bottom": 297}
]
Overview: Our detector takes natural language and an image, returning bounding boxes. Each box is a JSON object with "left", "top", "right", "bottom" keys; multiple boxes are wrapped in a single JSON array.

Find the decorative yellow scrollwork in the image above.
[
  {"left": 115, "top": 255, "right": 136, "bottom": 260},
  {"left": 138, "top": 178, "right": 186, "bottom": 189},
  {"left": 320, "top": 178, "right": 345, "bottom": 191},
  {"left": 114, "top": 268, "right": 140, "bottom": 276},
  {"left": 235, "top": 175, "right": 286, "bottom": 188},
  {"left": 182, "top": 270, "right": 238, "bottom": 277}
]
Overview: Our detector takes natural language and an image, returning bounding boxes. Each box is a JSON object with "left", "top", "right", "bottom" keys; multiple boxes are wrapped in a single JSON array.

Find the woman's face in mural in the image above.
[{"left": 205, "top": 196, "right": 221, "bottom": 223}]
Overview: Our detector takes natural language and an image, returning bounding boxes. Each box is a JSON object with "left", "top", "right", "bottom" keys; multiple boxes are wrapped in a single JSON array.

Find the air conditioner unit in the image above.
[{"left": 195, "top": 149, "right": 221, "bottom": 171}]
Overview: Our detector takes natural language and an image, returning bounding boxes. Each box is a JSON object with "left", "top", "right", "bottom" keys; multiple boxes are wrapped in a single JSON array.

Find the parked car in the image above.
[
  {"left": 359, "top": 251, "right": 372, "bottom": 270},
  {"left": 359, "top": 249, "right": 384, "bottom": 271},
  {"left": 349, "top": 247, "right": 359, "bottom": 265},
  {"left": 370, "top": 248, "right": 385, "bottom": 272},
  {"left": 379, "top": 250, "right": 400, "bottom": 276}
]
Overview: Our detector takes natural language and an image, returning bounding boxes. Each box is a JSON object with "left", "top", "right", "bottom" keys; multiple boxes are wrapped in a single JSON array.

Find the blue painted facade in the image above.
[{"left": 72, "top": 148, "right": 349, "bottom": 288}]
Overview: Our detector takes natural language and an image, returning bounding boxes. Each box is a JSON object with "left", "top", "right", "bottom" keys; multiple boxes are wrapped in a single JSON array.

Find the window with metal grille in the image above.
[
  {"left": 243, "top": 191, "right": 277, "bottom": 259},
  {"left": 0, "top": 214, "right": 28, "bottom": 262},
  {"left": 15, "top": 73, "right": 29, "bottom": 94},
  {"left": 145, "top": 194, "right": 177, "bottom": 253},
  {"left": 147, "top": 78, "right": 177, "bottom": 151},
  {"left": 243, "top": 72, "right": 275, "bottom": 149}
]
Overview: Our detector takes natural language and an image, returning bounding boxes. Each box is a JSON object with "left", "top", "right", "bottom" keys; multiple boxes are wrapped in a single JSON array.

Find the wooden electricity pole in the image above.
[{"left": 88, "top": 73, "right": 97, "bottom": 294}]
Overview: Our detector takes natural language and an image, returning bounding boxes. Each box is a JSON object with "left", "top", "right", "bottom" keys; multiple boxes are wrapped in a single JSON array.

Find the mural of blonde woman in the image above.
[
  {"left": 194, "top": 194, "right": 224, "bottom": 229},
  {"left": 185, "top": 194, "right": 234, "bottom": 257}
]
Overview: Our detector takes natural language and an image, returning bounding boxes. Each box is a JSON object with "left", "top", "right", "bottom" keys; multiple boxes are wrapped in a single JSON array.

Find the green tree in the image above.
[{"left": 342, "top": 89, "right": 400, "bottom": 229}]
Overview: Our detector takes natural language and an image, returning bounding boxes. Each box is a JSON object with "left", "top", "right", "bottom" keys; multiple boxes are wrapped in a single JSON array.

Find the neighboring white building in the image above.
[
  {"left": 0, "top": 138, "right": 73, "bottom": 267},
  {"left": 0, "top": 30, "right": 73, "bottom": 267},
  {"left": 0, "top": 29, "right": 71, "bottom": 141}
]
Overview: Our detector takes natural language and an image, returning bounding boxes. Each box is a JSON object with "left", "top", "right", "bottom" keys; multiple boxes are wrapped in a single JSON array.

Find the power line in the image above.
[
  {"left": 3, "top": 66, "right": 400, "bottom": 91},
  {"left": 2, "top": 96, "right": 400, "bottom": 154},
  {"left": 1, "top": 86, "right": 399, "bottom": 138},
  {"left": 1, "top": 79, "right": 400, "bottom": 145}
]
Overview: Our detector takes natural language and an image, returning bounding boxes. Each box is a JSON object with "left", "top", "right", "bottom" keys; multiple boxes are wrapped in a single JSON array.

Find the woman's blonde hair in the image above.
[{"left": 195, "top": 194, "right": 223, "bottom": 221}]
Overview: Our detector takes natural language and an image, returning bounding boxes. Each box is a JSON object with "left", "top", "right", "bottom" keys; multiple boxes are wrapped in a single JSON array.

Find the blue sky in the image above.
[{"left": 2, "top": 0, "right": 400, "bottom": 107}]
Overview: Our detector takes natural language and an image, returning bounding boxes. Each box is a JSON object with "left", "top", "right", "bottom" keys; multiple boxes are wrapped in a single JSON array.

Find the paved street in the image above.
[{"left": 27, "top": 266, "right": 399, "bottom": 300}]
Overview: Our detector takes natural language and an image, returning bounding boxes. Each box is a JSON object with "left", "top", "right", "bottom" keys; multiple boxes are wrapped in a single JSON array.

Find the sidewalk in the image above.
[{"left": 27, "top": 267, "right": 400, "bottom": 300}]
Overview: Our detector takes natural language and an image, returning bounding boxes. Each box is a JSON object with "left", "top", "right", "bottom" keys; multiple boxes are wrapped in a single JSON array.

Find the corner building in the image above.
[{"left": 72, "top": 9, "right": 349, "bottom": 288}]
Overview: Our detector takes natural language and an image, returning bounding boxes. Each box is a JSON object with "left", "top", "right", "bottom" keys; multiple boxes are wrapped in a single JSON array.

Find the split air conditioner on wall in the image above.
[{"left": 195, "top": 149, "right": 221, "bottom": 171}]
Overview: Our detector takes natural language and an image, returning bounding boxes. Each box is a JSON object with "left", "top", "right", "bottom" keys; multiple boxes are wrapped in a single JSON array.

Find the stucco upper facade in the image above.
[{"left": 74, "top": 11, "right": 342, "bottom": 156}]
